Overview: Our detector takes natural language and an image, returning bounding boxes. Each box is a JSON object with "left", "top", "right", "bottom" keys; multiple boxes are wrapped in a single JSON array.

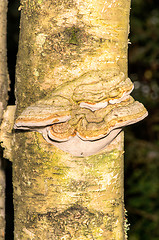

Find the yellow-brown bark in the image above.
[
  {"left": 13, "top": 0, "right": 131, "bottom": 239},
  {"left": 0, "top": 1, "right": 9, "bottom": 239}
]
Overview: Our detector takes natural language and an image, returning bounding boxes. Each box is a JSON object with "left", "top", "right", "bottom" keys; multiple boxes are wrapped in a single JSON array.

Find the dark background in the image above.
[{"left": 5, "top": 0, "right": 159, "bottom": 239}]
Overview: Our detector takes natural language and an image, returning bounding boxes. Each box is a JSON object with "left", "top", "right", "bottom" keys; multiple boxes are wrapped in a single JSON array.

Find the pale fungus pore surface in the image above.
[{"left": 14, "top": 71, "right": 148, "bottom": 156}]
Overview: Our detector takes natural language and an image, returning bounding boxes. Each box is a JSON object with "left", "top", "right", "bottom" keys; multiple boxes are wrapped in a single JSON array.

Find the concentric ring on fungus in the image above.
[{"left": 14, "top": 72, "right": 148, "bottom": 156}]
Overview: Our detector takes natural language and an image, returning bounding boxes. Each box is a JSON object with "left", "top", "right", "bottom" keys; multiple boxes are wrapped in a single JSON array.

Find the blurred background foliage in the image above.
[
  {"left": 5, "top": 0, "right": 159, "bottom": 239},
  {"left": 126, "top": 0, "right": 159, "bottom": 239}
]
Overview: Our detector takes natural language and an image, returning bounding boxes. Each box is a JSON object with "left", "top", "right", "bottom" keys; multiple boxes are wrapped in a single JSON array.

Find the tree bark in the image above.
[
  {"left": 13, "top": 0, "right": 131, "bottom": 239},
  {"left": 0, "top": 0, "right": 8, "bottom": 121},
  {"left": 0, "top": 1, "right": 9, "bottom": 239}
]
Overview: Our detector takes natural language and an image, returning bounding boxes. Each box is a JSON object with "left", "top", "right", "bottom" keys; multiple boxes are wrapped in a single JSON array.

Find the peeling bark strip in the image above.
[
  {"left": 0, "top": 0, "right": 9, "bottom": 122},
  {"left": 0, "top": 1, "right": 9, "bottom": 239},
  {"left": 14, "top": 0, "right": 140, "bottom": 239}
]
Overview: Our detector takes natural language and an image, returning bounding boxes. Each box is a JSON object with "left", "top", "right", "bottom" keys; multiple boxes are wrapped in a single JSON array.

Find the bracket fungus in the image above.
[{"left": 14, "top": 71, "right": 148, "bottom": 156}]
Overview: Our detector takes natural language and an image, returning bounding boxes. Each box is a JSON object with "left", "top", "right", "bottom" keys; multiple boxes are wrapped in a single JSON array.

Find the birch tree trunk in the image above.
[
  {"left": 0, "top": 1, "right": 9, "bottom": 239},
  {"left": 13, "top": 0, "right": 131, "bottom": 239}
]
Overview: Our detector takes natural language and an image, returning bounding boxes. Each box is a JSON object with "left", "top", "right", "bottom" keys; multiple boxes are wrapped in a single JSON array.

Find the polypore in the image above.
[{"left": 14, "top": 71, "right": 148, "bottom": 156}]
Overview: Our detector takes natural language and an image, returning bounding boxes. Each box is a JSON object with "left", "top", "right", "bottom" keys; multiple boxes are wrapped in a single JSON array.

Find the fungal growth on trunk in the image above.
[{"left": 14, "top": 69, "right": 148, "bottom": 156}]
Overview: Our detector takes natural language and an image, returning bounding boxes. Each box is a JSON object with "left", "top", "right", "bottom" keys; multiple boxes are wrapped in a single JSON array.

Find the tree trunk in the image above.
[
  {"left": 0, "top": 0, "right": 9, "bottom": 239},
  {"left": 13, "top": 0, "right": 131, "bottom": 239}
]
